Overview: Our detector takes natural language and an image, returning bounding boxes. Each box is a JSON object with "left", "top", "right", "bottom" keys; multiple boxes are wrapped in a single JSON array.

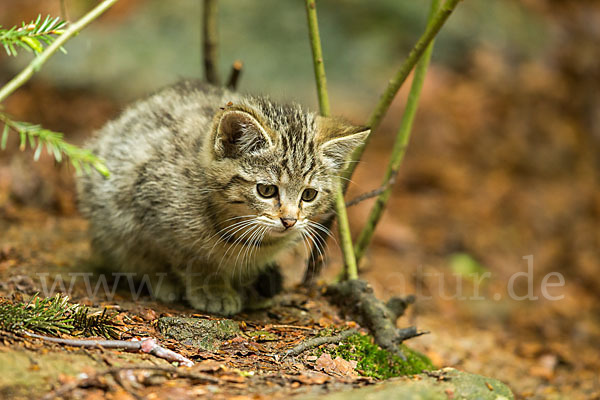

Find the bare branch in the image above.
[
  {"left": 283, "top": 329, "right": 358, "bottom": 358},
  {"left": 23, "top": 332, "right": 194, "bottom": 367},
  {"left": 202, "top": 0, "right": 220, "bottom": 85}
]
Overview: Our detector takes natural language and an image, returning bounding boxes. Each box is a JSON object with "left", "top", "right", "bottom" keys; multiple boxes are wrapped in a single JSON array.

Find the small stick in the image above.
[
  {"left": 23, "top": 331, "right": 194, "bottom": 367},
  {"left": 226, "top": 60, "right": 243, "bottom": 90},
  {"left": 283, "top": 328, "right": 357, "bottom": 358},
  {"left": 202, "top": 0, "right": 220, "bottom": 85},
  {"left": 268, "top": 324, "right": 315, "bottom": 331}
]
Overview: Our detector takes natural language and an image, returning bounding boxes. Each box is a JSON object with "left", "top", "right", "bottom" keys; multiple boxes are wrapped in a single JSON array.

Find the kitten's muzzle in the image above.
[{"left": 280, "top": 217, "right": 297, "bottom": 229}]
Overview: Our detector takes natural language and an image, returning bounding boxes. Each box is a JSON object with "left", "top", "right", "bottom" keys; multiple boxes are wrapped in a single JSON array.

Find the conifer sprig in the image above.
[
  {"left": 0, "top": 294, "right": 76, "bottom": 335},
  {"left": 0, "top": 294, "right": 121, "bottom": 339},
  {"left": 0, "top": 15, "right": 67, "bottom": 57},
  {"left": 0, "top": 112, "right": 109, "bottom": 177}
]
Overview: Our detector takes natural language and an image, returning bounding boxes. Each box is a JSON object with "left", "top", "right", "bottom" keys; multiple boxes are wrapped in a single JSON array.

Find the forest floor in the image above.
[{"left": 0, "top": 199, "right": 598, "bottom": 399}]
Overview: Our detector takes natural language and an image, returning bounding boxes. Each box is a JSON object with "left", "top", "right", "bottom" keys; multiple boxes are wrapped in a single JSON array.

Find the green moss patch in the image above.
[{"left": 316, "top": 333, "right": 433, "bottom": 380}]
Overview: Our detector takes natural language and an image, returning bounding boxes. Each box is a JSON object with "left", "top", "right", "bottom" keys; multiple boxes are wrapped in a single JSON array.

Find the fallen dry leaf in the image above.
[{"left": 314, "top": 353, "right": 358, "bottom": 377}]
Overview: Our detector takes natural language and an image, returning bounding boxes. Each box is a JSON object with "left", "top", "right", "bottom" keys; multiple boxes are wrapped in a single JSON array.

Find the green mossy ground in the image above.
[{"left": 317, "top": 333, "right": 433, "bottom": 379}]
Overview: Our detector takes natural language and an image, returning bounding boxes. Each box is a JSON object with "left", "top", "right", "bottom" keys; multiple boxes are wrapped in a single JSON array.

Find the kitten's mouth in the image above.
[
  {"left": 269, "top": 227, "right": 292, "bottom": 236},
  {"left": 219, "top": 225, "right": 296, "bottom": 248}
]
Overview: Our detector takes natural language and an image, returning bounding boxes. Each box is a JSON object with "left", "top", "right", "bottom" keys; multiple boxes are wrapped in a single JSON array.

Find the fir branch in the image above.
[
  {"left": 0, "top": 15, "right": 67, "bottom": 57},
  {"left": 305, "top": 0, "right": 359, "bottom": 281},
  {"left": 0, "top": 112, "right": 109, "bottom": 177},
  {"left": 0, "top": 0, "right": 120, "bottom": 104},
  {"left": 0, "top": 294, "right": 121, "bottom": 339},
  {"left": 0, "top": 294, "right": 76, "bottom": 335},
  {"left": 72, "top": 306, "right": 121, "bottom": 339}
]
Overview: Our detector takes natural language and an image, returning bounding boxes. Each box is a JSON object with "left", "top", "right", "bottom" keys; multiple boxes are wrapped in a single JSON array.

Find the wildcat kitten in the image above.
[{"left": 77, "top": 81, "right": 368, "bottom": 316}]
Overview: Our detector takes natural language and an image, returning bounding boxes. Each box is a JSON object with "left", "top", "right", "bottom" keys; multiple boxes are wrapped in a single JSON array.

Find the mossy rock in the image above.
[
  {"left": 157, "top": 316, "right": 240, "bottom": 351},
  {"left": 316, "top": 333, "right": 433, "bottom": 379},
  {"left": 0, "top": 348, "right": 161, "bottom": 399},
  {"left": 300, "top": 368, "right": 514, "bottom": 400}
]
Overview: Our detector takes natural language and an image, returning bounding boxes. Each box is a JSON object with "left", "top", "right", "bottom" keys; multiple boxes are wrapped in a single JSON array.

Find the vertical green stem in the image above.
[
  {"left": 304, "top": 0, "right": 358, "bottom": 280},
  {"left": 305, "top": 0, "right": 331, "bottom": 117},
  {"left": 354, "top": 0, "right": 441, "bottom": 263},
  {"left": 343, "top": 0, "right": 461, "bottom": 183},
  {"left": 335, "top": 183, "right": 358, "bottom": 280}
]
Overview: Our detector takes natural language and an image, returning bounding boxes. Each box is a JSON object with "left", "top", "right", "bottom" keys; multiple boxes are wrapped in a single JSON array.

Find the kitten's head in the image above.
[{"left": 204, "top": 98, "right": 369, "bottom": 245}]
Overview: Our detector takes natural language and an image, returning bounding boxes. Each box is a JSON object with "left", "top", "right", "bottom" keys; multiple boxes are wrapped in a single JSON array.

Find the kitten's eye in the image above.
[
  {"left": 301, "top": 188, "right": 318, "bottom": 202},
  {"left": 257, "top": 183, "right": 278, "bottom": 198}
]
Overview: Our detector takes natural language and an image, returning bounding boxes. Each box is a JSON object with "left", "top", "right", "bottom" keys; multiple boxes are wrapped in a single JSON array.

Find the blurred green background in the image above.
[{"left": 3, "top": 0, "right": 547, "bottom": 108}]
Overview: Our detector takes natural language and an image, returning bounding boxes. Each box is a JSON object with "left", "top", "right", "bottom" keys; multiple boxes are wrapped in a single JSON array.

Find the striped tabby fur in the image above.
[{"left": 77, "top": 81, "right": 368, "bottom": 315}]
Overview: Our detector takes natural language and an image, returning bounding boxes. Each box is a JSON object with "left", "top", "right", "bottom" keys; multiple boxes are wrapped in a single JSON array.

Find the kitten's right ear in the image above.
[
  {"left": 315, "top": 116, "right": 370, "bottom": 171},
  {"left": 212, "top": 109, "right": 274, "bottom": 159}
]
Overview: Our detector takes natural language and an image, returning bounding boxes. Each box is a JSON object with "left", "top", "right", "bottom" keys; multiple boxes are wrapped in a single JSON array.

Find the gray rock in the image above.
[
  {"left": 157, "top": 317, "right": 240, "bottom": 351},
  {"left": 300, "top": 368, "right": 514, "bottom": 400}
]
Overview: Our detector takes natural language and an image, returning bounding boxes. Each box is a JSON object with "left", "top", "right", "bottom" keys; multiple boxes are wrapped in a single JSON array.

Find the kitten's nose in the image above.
[{"left": 280, "top": 217, "right": 297, "bottom": 229}]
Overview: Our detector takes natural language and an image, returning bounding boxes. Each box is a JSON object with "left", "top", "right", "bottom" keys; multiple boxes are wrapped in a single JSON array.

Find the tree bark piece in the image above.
[
  {"left": 23, "top": 331, "right": 194, "bottom": 367},
  {"left": 326, "top": 279, "right": 424, "bottom": 360},
  {"left": 283, "top": 329, "right": 358, "bottom": 358}
]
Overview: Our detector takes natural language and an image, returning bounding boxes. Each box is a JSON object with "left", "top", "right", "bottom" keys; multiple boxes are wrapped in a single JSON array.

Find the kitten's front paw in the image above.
[{"left": 187, "top": 286, "right": 242, "bottom": 316}]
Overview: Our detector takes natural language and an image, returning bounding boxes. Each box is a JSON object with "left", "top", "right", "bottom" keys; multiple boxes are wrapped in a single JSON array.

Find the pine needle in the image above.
[
  {"left": 0, "top": 112, "right": 109, "bottom": 177},
  {"left": 0, "top": 15, "right": 67, "bottom": 57},
  {"left": 0, "top": 294, "right": 121, "bottom": 339}
]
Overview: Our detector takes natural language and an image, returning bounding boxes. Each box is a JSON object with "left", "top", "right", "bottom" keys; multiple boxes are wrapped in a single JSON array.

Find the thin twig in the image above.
[
  {"left": 268, "top": 324, "right": 315, "bottom": 331},
  {"left": 345, "top": 0, "right": 461, "bottom": 181},
  {"left": 354, "top": 0, "right": 441, "bottom": 264},
  {"left": 42, "top": 365, "right": 220, "bottom": 400},
  {"left": 283, "top": 329, "right": 358, "bottom": 358},
  {"left": 304, "top": 0, "right": 358, "bottom": 282},
  {"left": 0, "top": 0, "right": 120, "bottom": 103},
  {"left": 23, "top": 331, "right": 194, "bottom": 367},
  {"left": 302, "top": 0, "right": 461, "bottom": 285},
  {"left": 226, "top": 60, "right": 243, "bottom": 90},
  {"left": 202, "top": 0, "right": 220, "bottom": 85}
]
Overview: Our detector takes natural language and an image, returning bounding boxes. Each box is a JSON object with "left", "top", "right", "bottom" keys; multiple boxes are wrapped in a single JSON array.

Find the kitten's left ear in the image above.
[
  {"left": 212, "top": 108, "right": 275, "bottom": 159},
  {"left": 315, "top": 116, "right": 370, "bottom": 170}
]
